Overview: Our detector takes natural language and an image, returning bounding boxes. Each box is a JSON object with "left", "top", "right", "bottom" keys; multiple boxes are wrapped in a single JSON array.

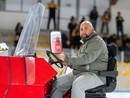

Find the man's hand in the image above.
[
  {"left": 58, "top": 52, "right": 68, "bottom": 66},
  {"left": 58, "top": 52, "right": 65, "bottom": 61}
]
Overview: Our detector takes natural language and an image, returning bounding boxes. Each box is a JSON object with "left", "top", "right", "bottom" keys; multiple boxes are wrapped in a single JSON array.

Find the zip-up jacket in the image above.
[{"left": 65, "top": 32, "right": 108, "bottom": 83}]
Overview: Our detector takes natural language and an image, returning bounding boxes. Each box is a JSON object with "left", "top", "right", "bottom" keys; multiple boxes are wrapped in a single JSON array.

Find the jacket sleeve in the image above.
[{"left": 64, "top": 40, "right": 104, "bottom": 67}]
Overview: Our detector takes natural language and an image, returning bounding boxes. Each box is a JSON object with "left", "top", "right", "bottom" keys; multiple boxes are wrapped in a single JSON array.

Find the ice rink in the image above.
[{"left": 107, "top": 91, "right": 130, "bottom": 98}]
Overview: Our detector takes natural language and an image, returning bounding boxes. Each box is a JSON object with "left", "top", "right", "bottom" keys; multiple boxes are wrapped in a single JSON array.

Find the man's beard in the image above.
[
  {"left": 80, "top": 34, "right": 88, "bottom": 44},
  {"left": 81, "top": 34, "right": 89, "bottom": 40}
]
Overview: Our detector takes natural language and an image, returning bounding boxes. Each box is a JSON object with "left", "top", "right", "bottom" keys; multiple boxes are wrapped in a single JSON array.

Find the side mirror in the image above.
[{"left": 50, "top": 31, "right": 62, "bottom": 54}]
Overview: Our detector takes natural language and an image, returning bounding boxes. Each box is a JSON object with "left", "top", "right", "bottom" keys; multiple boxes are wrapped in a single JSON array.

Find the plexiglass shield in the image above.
[{"left": 14, "top": 3, "right": 45, "bottom": 56}]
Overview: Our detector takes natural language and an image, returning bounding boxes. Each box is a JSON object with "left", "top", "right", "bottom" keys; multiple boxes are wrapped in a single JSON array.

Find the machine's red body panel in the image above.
[
  {"left": 0, "top": 56, "right": 57, "bottom": 98},
  {"left": 0, "top": 56, "right": 10, "bottom": 97}
]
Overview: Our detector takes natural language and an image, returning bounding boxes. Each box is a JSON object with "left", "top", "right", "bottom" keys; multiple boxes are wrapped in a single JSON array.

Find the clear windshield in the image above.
[{"left": 14, "top": 3, "right": 45, "bottom": 56}]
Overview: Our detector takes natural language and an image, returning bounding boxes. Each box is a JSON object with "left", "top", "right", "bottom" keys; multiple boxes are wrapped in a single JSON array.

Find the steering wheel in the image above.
[{"left": 46, "top": 50, "right": 63, "bottom": 68}]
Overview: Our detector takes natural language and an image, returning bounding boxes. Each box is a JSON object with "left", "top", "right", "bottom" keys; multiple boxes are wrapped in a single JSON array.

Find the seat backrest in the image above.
[
  {"left": 107, "top": 45, "right": 116, "bottom": 58},
  {"left": 85, "top": 45, "right": 118, "bottom": 94},
  {"left": 106, "top": 45, "right": 117, "bottom": 92}
]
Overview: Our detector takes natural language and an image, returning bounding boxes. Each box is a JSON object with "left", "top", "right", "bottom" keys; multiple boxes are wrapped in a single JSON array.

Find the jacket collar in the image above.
[{"left": 80, "top": 31, "right": 98, "bottom": 44}]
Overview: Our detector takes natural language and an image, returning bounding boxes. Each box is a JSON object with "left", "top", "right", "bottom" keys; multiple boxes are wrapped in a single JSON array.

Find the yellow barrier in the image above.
[{"left": 117, "top": 62, "right": 130, "bottom": 66}]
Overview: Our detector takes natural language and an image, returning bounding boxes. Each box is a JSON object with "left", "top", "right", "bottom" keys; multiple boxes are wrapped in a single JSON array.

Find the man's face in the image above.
[{"left": 80, "top": 22, "right": 93, "bottom": 39}]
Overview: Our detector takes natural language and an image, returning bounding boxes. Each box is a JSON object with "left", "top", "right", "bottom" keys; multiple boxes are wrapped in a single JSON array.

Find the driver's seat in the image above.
[{"left": 85, "top": 44, "right": 118, "bottom": 98}]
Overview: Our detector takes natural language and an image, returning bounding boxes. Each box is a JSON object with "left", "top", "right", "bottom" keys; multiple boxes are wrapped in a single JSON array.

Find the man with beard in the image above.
[{"left": 50, "top": 21, "right": 108, "bottom": 98}]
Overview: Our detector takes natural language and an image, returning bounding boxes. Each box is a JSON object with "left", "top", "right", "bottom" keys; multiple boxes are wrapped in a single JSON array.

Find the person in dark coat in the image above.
[{"left": 46, "top": 0, "right": 59, "bottom": 30}]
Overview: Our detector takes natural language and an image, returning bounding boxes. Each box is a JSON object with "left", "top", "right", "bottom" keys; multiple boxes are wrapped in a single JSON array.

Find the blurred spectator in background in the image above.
[
  {"left": 75, "top": 24, "right": 81, "bottom": 49},
  {"left": 37, "top": 0, "right": 42, "bottom": 3},
  {"left": 102, "top": 34, "right": 117, "bottom": 45},
  {"left": 116, "top": 11, "right": 124, "bottom": 42},
  {"left": 61, "top": 30, "right": 71, "bottom": 48},
  {"left": 89, "top": 6, "right": 98, "bottom": 30},
  {"left": 46, "top": 0, "right": 59, "bottom": 30},
  {"left": 101, "top": 8, "right": 111, "bottom": 34},
  {"left": 71, "top": 24, "right": 80, "bottom": 49},
  {"left": 123, "top": 34, "right": 130, "bottom": 62},
  {"left": 68, "top": 16, "right": 77, "bottom": 47},
  {"left": 79, "top": 16, "right": 86, "bottom": 24},
  {"left": 108, "top": 34, "right": 117, "bottom": 45},
  {"left": 123, "top": 34, "right": 130, "bottom": 50},
  {"left": 102, "top": 35, "right": 109, "bottom": 44},
  {"left": 14, "top": 22, "right": 23, "bottom": 47}
]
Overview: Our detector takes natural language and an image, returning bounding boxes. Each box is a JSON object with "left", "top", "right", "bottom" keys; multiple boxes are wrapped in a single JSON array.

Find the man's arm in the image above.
[{"left": 64, "top": 40, "right": 104, "bottom": 67}]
